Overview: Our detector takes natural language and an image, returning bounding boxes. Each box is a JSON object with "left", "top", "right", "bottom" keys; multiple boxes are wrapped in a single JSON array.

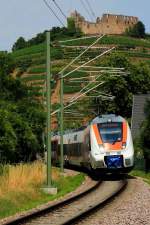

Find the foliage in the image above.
[
  {"left": 0, "top": 53, "right": 45, "bottom": 163},
  {"left": 67, "top": 18, "right": 76, "bottom": 33},
  {"left": 0, "top": 52, "right": 15, "bottom": 74},
  {"left": 21, "top": 74, "right": 45, "bottom": 82},
  {"left": 16, "top": 58, "right": 32, "bottom": 74},
  {"left": 28, "top": 67, "right": 45, "bottom": 74},
  {"left": 11, "top": 43, "right": 45, "bottom": 58},
  {"left": 64, "top": 84, "right": 81, "bottom": 94},
  {"left": 130, "top": 170, "right": 150, "bottom": 185},
  {"left": 140, "top": 100, "right": 150, "bottom": 159},
  {"left": 67, "top": 17, "right": 81, "bottom": 36},
  {"left": 12, "top": 25, "right": 83, "bottom": 51},
  {"left": 62, "top": 35, "right": 150, "bottom": 48},
  {"left": 93, "top": 54, "right": 150, "bottom": 118},
  {"left": 125, "top": 21, "right": 146, "bottom": 38},
  {"left": 118, "top": 51, "right": 150, "bottom": 59},
  {"left": 12, "top": 37, "right": 27, "bottom": 51}
]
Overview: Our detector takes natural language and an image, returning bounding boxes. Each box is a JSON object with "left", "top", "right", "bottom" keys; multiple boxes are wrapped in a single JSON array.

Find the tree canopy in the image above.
[
  {"left": 125, "top": 21, "right": 146, "bottom": 38},
  {"left": 0, "top": 52, "right": 45, "bottom": 163},
  {"left": 92, "top": 54, "right": 150, "bottom": 118},
  {"left": 12, "top": 25, "right": 82, "bottom": 51},
  {"left": 140, "top": 100, "right": 150, "bottom": 164}
]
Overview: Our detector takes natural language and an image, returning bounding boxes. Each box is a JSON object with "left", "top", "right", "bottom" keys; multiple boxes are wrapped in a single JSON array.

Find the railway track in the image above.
[{"left": 3, "top": 175, "right": 127, "bottom": 225}]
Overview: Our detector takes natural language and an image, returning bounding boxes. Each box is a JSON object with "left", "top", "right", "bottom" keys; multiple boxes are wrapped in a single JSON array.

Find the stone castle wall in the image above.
[{"left": 70, "top": 11, "right": 138, "bottom": 35}]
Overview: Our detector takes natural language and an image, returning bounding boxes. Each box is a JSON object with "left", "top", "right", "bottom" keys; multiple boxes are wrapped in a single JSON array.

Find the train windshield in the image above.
[{"left": 98, "top": 122, "right": 122, "bottom": 144}]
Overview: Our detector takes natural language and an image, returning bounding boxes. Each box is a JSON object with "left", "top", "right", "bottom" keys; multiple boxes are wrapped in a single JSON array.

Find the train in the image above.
[{"left": 51, "top": 114, "right": 134, "bottom": 173}]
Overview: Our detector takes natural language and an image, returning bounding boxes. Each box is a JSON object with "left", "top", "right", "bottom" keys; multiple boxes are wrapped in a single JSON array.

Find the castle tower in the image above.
[{"left": 68, "top": 11, "right": 139, "bottom": 35}]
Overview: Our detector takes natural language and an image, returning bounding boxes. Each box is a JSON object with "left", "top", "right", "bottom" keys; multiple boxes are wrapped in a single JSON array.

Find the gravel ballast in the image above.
[{"left": 77, "top": 177, "right": 150, "bottom": 225}]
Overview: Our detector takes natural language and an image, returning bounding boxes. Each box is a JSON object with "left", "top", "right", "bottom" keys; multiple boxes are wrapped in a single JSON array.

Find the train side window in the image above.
[
  {"left": 85, "top": 136, "right": 90, "bottom": 144},
  {"left": 74, "top": 134, "right": 77, "bottom": 141}
]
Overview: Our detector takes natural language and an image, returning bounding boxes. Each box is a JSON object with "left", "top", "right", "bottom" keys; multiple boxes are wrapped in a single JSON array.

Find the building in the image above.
[{"left": 69, "top": 11, "right": 138, "bottom": 35}]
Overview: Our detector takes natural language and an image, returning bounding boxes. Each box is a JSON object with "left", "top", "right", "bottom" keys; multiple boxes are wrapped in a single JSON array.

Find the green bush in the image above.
[
  {"left": 64, "top": 84, "right": 81, "bottom": 93},
  {"left": 0, "top": 51, "right": 46, "bottom": 163},
  {"left": 125, "top": 21, "right": 146, "bottom": 38},
  {"left": 28, "top": 67, "right": 46, "bottom": 74},
  {"left": 21, "top": 75, "right": 45, "bottom": 81}
]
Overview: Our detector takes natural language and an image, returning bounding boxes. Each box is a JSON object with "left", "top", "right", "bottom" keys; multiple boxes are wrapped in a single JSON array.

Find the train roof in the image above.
[
  {"left": 52, "top": 115, "right": 125, "bottom": 138},
  {"left": 52, "top": 125, "right": 88, "bottom": 137},
  {"left": 91, "top": 114, "right": 125, "bottom": 124}
]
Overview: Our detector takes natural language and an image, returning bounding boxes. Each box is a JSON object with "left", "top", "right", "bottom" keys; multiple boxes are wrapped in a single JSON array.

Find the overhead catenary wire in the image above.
[
  {"left": 59, "top": 34, "right": 105, "bottom": 43},
  {"left": 69, "top": 72, "right": 123, "bottom": 103},
  {"left": 43, "top": 0, "right": 65, "bottom": 26},
  {"left": 59, "top": 35, "right": 105, "bottom": 74},
  {"left": 86, "top": 0, "right": 96, "bottom": 19},
  {"left": 62, "top": 47, "right": 115, "bottom": 79},
  {"left": 51, "top": 47, "right": 115, "bottom": 116},
  {"left": 70, "top": 73, "right": 104, "bottom": 102},
  {"left": 51, "top": 0, "right": 67, "bottom": 19},
  {"left": 64, "top": 81, "right": 105, "bottom": 110},
  {"left": 51, "top": 81, "right": 105, "bottom": 116},
  {"left": 80, "top": 0, "right": 93, "bottom": 21},
  {"left": 71, "top": 65, "right": 125, "bottom": 70}
]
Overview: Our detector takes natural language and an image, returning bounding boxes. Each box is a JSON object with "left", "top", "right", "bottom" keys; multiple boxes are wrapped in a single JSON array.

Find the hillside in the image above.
[{"left": 11, "top": 34, "right": 150, "bottom": 129}]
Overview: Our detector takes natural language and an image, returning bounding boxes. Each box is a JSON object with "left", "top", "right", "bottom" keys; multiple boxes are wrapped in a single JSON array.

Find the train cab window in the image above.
[
  {"left": 98, "top": 122, "right": 122, "bottom": 144},
  {"left": 74, "top": 134, "right": 77, "bottom": 141}
]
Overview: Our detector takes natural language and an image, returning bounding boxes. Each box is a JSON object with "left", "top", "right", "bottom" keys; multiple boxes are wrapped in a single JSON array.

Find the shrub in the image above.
[{"left": 125, "top": 21, "right": 146, "bottom": 38}]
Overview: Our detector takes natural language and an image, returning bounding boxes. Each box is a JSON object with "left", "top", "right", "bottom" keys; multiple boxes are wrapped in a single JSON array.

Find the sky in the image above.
[{"left": 0, "top": 0, "right": 149, "bottom": 51}]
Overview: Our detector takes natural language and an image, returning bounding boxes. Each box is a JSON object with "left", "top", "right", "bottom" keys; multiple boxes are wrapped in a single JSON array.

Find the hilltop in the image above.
[{"left": 10, "top": 34, "right": 150, "bottom": 129}]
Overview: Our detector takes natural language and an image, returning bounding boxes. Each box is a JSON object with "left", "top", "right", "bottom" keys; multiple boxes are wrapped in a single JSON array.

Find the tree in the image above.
[
  {"left": 140, "top": 101, "right": 150, "bottom": 172},
  {"left": 125, "top": 21, "right": 146, "bottom": 38},
  {"left": 92, "top": 54, "right": 150, "bottom": 119},
  {"left": 67, "top": 18, "right": 76, "bottom": 34},
  {"left": 67, "top": 17, "right": 82, "bottom": 37},
  {"left": 12, "top": 37, "right": 27, "bottom": 51},
  {"left": 0, "top": 53, "right": 46, "bottom": 163},
  {"left": 0, "top": 52, "right": 15, "bottom": 75}
]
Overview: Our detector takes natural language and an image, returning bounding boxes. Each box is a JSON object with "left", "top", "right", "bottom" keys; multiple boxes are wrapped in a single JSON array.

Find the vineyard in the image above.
[{"left": 9, "top": 34, "right": 150, "bottom": 129}]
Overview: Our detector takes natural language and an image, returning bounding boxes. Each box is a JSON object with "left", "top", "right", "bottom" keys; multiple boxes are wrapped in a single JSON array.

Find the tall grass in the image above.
[
  {"left": 0, "top": 162, "right": 44, "bottom": 196},
  {"left": 0, "top": 162, "right": 85, "bottom": 219}
]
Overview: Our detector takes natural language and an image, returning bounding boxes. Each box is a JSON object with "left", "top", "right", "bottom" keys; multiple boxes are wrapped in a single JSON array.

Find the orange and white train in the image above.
[{"left": 52, "top": 114, "right": 134, "bottom": 173}]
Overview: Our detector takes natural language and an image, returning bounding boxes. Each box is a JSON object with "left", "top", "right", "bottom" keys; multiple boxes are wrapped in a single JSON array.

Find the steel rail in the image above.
[
  {"left": 63, "top": 179, "right": 127, "bottom": 225},
  {"left": 2, "top": 176, "right": 100, "bottom": 225},
  {"left": 4, "top": 178, "right": 127, "bottom": 225}
]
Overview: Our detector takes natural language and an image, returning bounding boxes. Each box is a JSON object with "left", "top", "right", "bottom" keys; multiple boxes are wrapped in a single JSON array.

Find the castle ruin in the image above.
[{"left": 69, "top": 11, "right": 138, "bottom": 35}]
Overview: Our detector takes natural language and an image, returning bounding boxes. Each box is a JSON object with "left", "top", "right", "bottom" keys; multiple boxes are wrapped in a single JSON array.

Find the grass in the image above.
[
  {"left": 28, "top": 81, "right": 45, "bottom": 85},
  {"left": 130, "top": 169, "right": 150, "bottom": 185},
  {"left": 14, "top": 52, "right": 45, "bottom": 60},
  {"left": 28, "top": 86, "right": 43, "bottom": 91},
  {"left": 63, "top": 35, "right": 150, "bottom": 48},
  {"left": 11, "top": 43, "right": 45, "bottom": 58},
  {"left": 117, "top": 51, "right": 150, "bottom": 58},
  {"left": 12, "top": 44, "right": 63, "bottom": 61},
  {"left": 130, "top": 156, "right": 150, "bottom": 185},
  {"left": 21, "top": 75, "right": 45, "bottom": 81},
  {"left": 0, "top": 162, "right": 85, "bottom": 219},
  {"left": 28, "top": 67, "right": 46, "bottom": 74},
  {"left": 64, "top": 84, "right": 82, "bottom": 94}
]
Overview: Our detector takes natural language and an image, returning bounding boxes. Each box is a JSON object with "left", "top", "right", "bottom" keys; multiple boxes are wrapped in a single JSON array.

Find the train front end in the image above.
[{"left": 90, "top": 115, "right": 134, "bottom": 173}]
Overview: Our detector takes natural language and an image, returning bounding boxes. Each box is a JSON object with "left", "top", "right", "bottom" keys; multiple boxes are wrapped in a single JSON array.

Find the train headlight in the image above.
[{"left": 122, "top": 142, "right": 126, "bottom": 149}]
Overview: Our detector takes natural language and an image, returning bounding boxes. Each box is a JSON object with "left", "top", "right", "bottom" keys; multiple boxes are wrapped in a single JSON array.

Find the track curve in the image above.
[{"left": 3, "top": 178, "right": 127, "bottom": 225}]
